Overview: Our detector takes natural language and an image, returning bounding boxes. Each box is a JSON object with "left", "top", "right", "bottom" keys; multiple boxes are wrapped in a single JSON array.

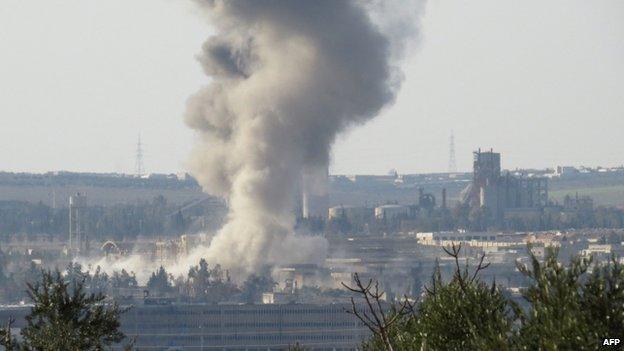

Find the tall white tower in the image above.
[
  {"left": 301, "top": 165, "right": 329, "bottom": 219},
  {"left": 69, "top": 192, "right": 88, "bottom": 254}
]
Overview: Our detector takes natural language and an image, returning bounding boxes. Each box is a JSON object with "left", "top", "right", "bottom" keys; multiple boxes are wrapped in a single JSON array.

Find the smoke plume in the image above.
[{"left": 184, "top": 0, "right": 422, "bottom": 277}]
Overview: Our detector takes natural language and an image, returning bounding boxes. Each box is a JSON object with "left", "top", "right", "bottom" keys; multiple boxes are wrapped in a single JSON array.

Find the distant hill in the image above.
[{"left": 0, "top": 171, "right": 208, "bottom": 207}]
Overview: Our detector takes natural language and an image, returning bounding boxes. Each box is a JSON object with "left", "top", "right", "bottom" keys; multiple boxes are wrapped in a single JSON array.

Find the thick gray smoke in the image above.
[{"left": 184, "top": 0, "right": 422, "bottom": 277}]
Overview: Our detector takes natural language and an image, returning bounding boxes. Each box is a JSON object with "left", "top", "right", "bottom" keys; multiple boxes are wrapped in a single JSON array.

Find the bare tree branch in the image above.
[
  {"left": 470, "top": 253, "right": 491, "bottom": 283},
  {"left": 342, "top": 273, "right": 395, "bottom": 351}
]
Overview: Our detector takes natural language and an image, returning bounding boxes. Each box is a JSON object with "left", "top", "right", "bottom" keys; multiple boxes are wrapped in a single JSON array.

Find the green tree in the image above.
[
  {"left": 352, "top": 245, "right": 624, "bottom": 350},
  {"left": 241, "top": 274, "right": 275, "bottom": 303},
  {"left": 184, "top": 260, "right": 239, "bottom": 302},
  {"left": 411, "top": 248, "right": 517, "bottom": 351},
  {"left": 515, "top": 248, "right": 624, "bottom": 350},
  {"left": 146, "top": 266, "right": 173, "bottom": 296},
  {"left": 352, "top": 244, "right": 517, "bottom": 351},
  {"left": 89, "top": 266, "right": 110, "bottom": 295},
  {"left": 582, "top": 255, "right": 624, "bottom": 341},
  {"left": 111, "top": 269, "right": 137, "bottom": 289},
  {"left": 0, "top": 269, "right": 132, "bottom": 350}
]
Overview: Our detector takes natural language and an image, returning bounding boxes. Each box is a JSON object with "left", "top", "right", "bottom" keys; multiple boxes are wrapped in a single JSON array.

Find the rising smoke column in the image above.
[{"left": 184, "top": 0, "right": 421, "bottom": 277}]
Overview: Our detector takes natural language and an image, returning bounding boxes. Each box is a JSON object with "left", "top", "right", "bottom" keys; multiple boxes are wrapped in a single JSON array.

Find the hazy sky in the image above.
[{"left": 1, "top": 0, "right": 622, "bottom": 175}]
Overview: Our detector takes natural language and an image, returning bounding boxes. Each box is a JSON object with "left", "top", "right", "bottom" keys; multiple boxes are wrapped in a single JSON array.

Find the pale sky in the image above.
[{"left": 1, "top": 0, "right": 623, "bottom": 175}]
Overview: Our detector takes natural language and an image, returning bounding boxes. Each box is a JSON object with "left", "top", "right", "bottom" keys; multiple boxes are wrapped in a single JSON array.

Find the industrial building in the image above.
[
  {"left": 0, "top": 303, "right": 369, "bottom": 350},
  {"left": 465, "top": 149, "right": 548, "bottom": 219}
]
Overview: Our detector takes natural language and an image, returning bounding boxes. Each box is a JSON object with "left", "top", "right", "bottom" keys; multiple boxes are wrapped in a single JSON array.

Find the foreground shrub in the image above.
[{"left": 349, "top": 244, "right": 624, "bottom": 351}]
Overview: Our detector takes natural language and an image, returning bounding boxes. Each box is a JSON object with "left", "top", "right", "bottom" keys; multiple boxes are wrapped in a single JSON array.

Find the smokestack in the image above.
[
  {"left": 302, "top": 166, "right": 329, "bottom": 219},
  {"left": 442, "top": 188, "right": 447, "bottom": 209},
  {"left": 183, "top": 0, "right": 423, "bottom": 277}
]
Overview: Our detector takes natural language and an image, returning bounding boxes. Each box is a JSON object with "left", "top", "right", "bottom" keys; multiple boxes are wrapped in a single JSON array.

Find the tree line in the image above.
[
  {"left": 0, "top": 196, "right": 190, "bottom": 241},
  {"left": 2, "top": 246, "right": 621, "bottom": 350}
]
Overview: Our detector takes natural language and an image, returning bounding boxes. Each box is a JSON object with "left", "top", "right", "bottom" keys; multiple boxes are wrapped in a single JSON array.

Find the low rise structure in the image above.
[{"left": 0, "top": 303, "right": 369, "bottom": 351}]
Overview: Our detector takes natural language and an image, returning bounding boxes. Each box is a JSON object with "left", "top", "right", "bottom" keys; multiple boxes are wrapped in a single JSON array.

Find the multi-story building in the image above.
[{"left": 467, "top": 149, "right": 548, "bottom": 219}]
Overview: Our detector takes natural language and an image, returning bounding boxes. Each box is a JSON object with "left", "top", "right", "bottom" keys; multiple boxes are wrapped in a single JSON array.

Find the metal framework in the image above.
[
  {"left": 135, "top": 134, "right": 145, "bottom": 177},
  {"left": 448, "top": 131, "right": 457, "bottom": 173}
]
